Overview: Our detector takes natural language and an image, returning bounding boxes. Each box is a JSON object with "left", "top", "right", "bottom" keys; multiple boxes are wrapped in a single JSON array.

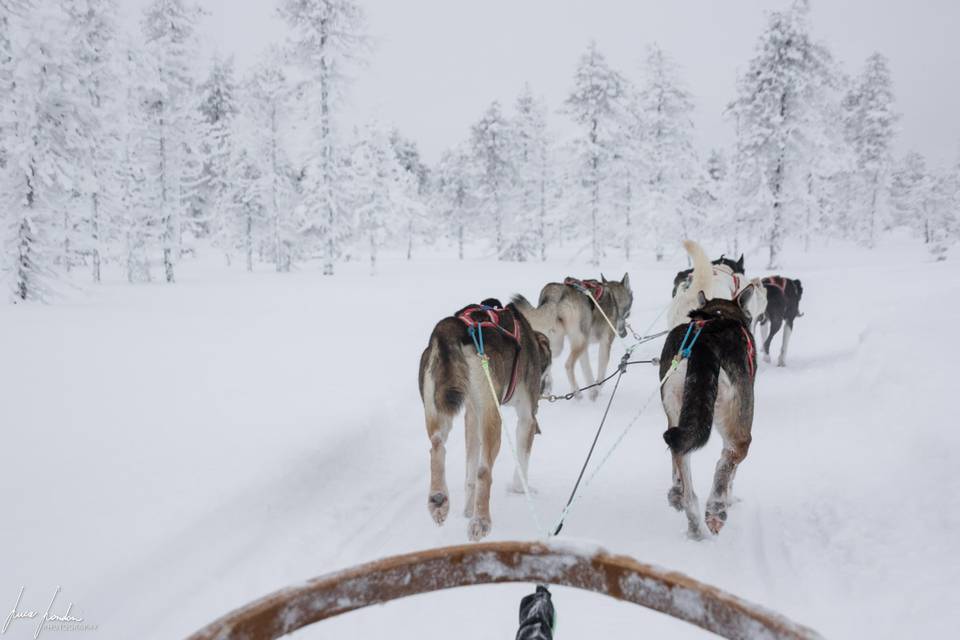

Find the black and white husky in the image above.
[
  {"left": 668, "top": 241, "right": 744, "bottom": 329},
  {"left": 660, "top": 291, "right": 758, "bottom": 538},
  {"left": 758, "top": 276, "right": 804, "bottom": 367}
]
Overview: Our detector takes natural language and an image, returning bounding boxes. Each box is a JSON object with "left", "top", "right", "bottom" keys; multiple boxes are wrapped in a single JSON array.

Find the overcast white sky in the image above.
[{"left": 130, "top": 0, "right": 960, "bottom": 166}]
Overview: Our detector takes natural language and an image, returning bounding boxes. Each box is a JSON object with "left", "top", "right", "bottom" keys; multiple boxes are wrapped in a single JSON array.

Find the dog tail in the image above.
[
  {"left": 511, "top": 293, "right": 558, "bottom": 340},
  {"left": 683, "top": 240, "right": 713, "bottom": 301},
  {"left": 662, "top": 351, "right": 720, "bottom": 455},
  {"left": 423, "top": 334, "right": 469, "bottom": 416}
]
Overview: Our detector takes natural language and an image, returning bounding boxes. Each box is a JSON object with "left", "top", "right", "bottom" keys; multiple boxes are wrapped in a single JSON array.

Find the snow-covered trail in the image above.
[{"left": 2, "top": 241, "right": 958, "bottom": 639}]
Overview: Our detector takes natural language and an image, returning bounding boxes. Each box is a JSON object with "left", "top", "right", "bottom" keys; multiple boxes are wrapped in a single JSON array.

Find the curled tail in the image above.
[
  {"left": 422, "top": 334, "right": 469, "bottom": 416},
  {"left": 663, "top": 350, "right": 720, "bottom": 455},
  {"left": 684, "top": 240, "right": 713, "bottom": 300}
]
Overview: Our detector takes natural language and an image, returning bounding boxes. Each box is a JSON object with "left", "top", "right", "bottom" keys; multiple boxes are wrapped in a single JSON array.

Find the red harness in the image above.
[
  {"left": 564, "top": 277, "right": 604, "bottom": 303},
  {"left": 456, "top": 304, "right": 523, "bottom": 404},
  {"left": 762, "top": 275, "right": 788, "bottom": 294},
  {"left": 741, "top": 326, "right": 756, "bottom": 378}
]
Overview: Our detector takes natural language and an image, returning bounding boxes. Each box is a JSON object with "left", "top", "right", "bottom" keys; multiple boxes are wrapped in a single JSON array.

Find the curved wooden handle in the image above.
[{"left": 187, "top": 540, "right": 823, "bottom": 640}]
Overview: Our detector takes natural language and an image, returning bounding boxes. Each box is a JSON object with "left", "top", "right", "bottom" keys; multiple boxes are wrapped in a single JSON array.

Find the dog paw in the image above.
[
  {"left": 762, "top": 352, "right": 771, "bottom": 363},
  {"left": 705, "top": 502, "right": 727, "bottom": 535},
  {"left": 777, "top": 357, "right": 786, "bottom": 367},
  {"left": 428, "top": 492, "right": 449, "bottom": 526},
  {"left": 668, "top": 486, "right": 684, "bottom": 511},
  {"left": 588, "top": 387, "right": 600, "bottom": 402},
  {"left": 468, "top": 516, "right": 491, "bottom": 541},
  {"left": 508, "top": 477, "right": 535, "bottom": 495}
]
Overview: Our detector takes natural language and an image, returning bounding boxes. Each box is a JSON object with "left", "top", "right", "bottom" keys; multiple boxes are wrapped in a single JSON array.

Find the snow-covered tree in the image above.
[
  {"left": 278, "top": 0, "right": 369, "bottom": 275},
  {"left": 564, "top": 41, "right": 628, "bottom": 265},
  {"left": 470, "top": 100, "right": 515, "bottom": 258},
  {"left": 728, "top": 0, "right": 837, "bottom": 268},
  {"left": 1, "top": 3, "right": 86, "bottom": 300},
  {"left": 432, "top": 143, "right": 475, "bottom": 260},
  {"left": 196, "top": 55, "right": 239, "bottom": 262},
  {"left": 245, "top": 50, "right": 299, "bottom": 272},
  {"left": 64, "top": 0, "right": 120, "bottom": 283},
  {"left": 637, "top": 44, "right": 698, "bottom": 259},
  {"left": 842, "top": 52, "right": 897, "bottom": 248},
  {"left": 510, "top": 84, "right": 552, "bottom": 261},
  {"left": 141, "top": 0, "right": 203, "bottom": 283},
  {"left": 389, "top": 129, "right": 430, "bottom": 260},
  {"left": 225, "top": 140, "right": 265, "bottom": 272}
]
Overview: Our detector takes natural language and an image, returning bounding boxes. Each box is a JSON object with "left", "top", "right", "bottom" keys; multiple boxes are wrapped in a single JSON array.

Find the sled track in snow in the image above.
[{"left": 188, "top": 541, "right": 823, "bottom": 640}]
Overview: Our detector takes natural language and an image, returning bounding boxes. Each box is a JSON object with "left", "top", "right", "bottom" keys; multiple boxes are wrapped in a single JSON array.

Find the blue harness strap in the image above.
[{"left": 678, "top": 321, "right": 705, "bottom": 359}]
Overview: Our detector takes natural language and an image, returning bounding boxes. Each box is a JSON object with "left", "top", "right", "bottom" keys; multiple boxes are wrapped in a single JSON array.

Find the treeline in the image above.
[{"left": 1, "top": 0, "right": 956, "bottom": 301}]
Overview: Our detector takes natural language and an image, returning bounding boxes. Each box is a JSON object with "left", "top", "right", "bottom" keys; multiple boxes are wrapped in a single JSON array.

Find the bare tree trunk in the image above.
[{"left": 91, "top": 192, "right": 101, "bottom": 282}]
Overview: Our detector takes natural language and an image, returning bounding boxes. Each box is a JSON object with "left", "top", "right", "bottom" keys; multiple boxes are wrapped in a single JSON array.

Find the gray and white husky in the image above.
[
  {"left": 418, "top": 299, "right": 552, "bottom": 541},
  {"left": 512, "top": 274, "right": 633, "bottom": 400}
]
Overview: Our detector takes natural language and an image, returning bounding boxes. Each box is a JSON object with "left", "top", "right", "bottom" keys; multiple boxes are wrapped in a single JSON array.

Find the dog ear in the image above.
[
  {"left": 621, "top": 272, "right": 630, "bottom": 288},
  {"left": 600, "top": 273, "right": 607, "bottom": 283},
  {"left": 736, "top": 254, "right": 745, "bottom": 273},
  {"left": 697, "top": 290, "right": 707, "bottom": 306}
]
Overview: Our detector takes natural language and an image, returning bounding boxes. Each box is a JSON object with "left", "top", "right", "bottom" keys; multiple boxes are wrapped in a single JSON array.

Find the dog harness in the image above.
[
  {"left": 456, "top": 304, "right": 523, "bottom": 404},
  {"left": 679, "top": 269, "right": 741, "bottom": 297},
  {"left": 741, "top": 326, "right": 756, "bottom": 378},
  {"left": 564, "top": 277, "right": 604, "bottom": 303},
  {"left": 762, "top": 275, "right": 789, "bottom": 294}
]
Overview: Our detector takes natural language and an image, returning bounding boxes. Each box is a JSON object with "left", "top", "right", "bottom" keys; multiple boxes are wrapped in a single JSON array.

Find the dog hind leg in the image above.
[
  {"left": 778, "top": 320, "right": 793, "bottom": 367},
  {"left": 469, "top": 397, "right": 501, "bottom": 541},
  {"left": 463, "top": 405, "right": 479, "bottom": 518},
  {"left": 762, "top": 316, "right": 781, "bottom": 363},
  {"left": 705, "top": 433, "right": 751, "bottom": 535},
  {"left": 673, "top": 451, "right": 703, "bottom": 539},
  {"left": 425, "top": 411, "right": 453, "bottom": 526},
  {"left": 510, "top": 403, "right": 538, "bottom": 494},
  {"left": 565, "top": 335, "right": 586, "bottom": 396}
]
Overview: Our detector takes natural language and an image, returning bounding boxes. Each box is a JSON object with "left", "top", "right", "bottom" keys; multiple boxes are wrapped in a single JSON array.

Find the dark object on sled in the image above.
[{"left": 517, "top": 585, "right": 555, "bottom": 640}]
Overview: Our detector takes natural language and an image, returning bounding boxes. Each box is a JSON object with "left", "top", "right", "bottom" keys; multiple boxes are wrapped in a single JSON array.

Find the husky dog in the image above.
[
  {"left": 671, "top": 253, "right": 745, "bottom": 297},
  {"left": 512, "top": 274, "right": 633, "bottom": 401},
  {"left": 736, "top": 277, "right": 768, "bottom": 335},
  {"left": 419, "top": 298, "right": 552, "bottom": 541},
  {"left": 659, "top": 292, "right": 757, "bottom": 538},
  {"left": 667, "top": 241, "right": 744, "bottom": 329},
  {"left": 758, "top": 276, "right": 804, "bottom": 367}
]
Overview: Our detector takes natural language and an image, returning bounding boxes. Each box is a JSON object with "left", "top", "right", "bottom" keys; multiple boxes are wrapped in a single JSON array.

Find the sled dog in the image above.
[
  {"left": 758, "top": 276, "right": 804, "bottom": 367},
  {"left": 671, "top": 253, "right": 744, "bottom": 298},
  {"left": 659, "top": 292, "right": 758, "bottom": 538},
  {"left": 737, "top": 277, "right": 768, "bottom": 335},
  {"left": 419, "top": 299, "right": 552, "bottom": 541},
  {"left": 667, "top": 241, "right": 743, "bottom": 329},
  {"left": 512, "top": 274, "right": 632, "bottom": 400}
]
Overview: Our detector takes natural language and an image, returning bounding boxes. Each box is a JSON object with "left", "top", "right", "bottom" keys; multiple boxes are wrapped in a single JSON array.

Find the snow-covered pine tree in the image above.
[
  {"left": 433, "top": 143, "right": 475, "bottom": 260},
  {"left": 117, "top": 42, "right": 166, "bottom": 283},
  {"left": 245, "top": 50, "right": 298, "bottom": 272},
  {"left": 141, "top": 0, "right": 203, "bottom": 283},
  {"left": 1, "top": 2, "right": 87, "bottom": 301},
  {"left": 637, "top": 44, "right": 698, "bottom": 260},
  {"left": 389, "top": 129, "right": 430, "bottom": 260},
  {"left": 470, "top": 100, "right": 515, "bottom": 259},
  {"left": 196, "top": 55, "right": 239, "bottom": 264},
  {"left": 564, "top": 41, "right": 627, "bottom": 266},
  {"left": 64, "top": 0, "right": 120, "bottom": 284},
  {"left": 728, "top": 0, "right": 837, "bottom": 268},
  {"left": 278, "top": 0, "right": 369, "bottom": 275},
  {"left": 224, "top": 136, "right": 265, "bottom": 272},
  {"left": 842, "top": 52, "right": 898, "bottom": 248},
  {"left": 510, "top": 84, "right": 552, "bottom": 261}
]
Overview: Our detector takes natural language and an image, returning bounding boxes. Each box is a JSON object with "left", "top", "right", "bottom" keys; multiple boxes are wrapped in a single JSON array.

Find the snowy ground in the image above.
[{"left": 3, "top": 237, "right": 959, "bottom": 639}]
